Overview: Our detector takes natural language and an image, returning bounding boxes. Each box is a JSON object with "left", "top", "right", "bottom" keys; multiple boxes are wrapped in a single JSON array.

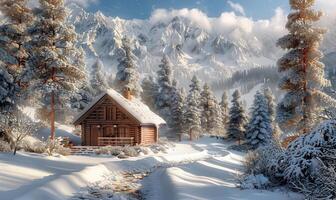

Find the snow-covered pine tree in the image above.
[
  {"left": 200, "top": 83, "right": 220, "bottom": 134},
  {"left": 70, "top": 85, "right": 94, "bottom": 112},
  {"left": 283, "top": 120, "right": 336, "bottom": 199},
  {"left": 220, "top": 91, "right": 229, "bottom": 130},
  {"left": 245, "top": 91, "right": 273, "bottom": 148},
  {"left": 184, "top": 75, "right": 202, "bottom": 135},
  {"left": 0, "top": 62, "right": 17, "bottom": 111},
  {"left": 107, "top": 73, "right": 115, "bottom": 89},
  {"left": 263, "top": 87, "right": 276, "bottom": 123},
  {"left": 170, "top": 79, "right": 185, "bottom": 134},
  {"left": 0, "top": 0, "right": 33, "bottom": 110},
  {"left": 114, "top": 37, "right": 141, "bottom": 97},
  {"left": 155, "top": 55, "right": 173, "bottom": 122},
  {"left": 227, "top": 90, "right": 248, "bottom": 142},
  {"left": 25, "top": 0, "right": 86, "bottom": 139},
  {"left": 276, "top": 0, "right": 335, "bottom": 134},
  {"left": 141, "top": 76, "right": 158, "bottom": 110},
  {"left": 90, "top": 58, "right": 108, "bottom": 94}
]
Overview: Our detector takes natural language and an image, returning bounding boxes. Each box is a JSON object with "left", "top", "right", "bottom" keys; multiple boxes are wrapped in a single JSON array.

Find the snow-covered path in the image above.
[
  {"left": 0, "top": 138, "right": 302, "bottom": 200},
  {"left": 141, "top": 138, "right": 302, "bottom": 200}
]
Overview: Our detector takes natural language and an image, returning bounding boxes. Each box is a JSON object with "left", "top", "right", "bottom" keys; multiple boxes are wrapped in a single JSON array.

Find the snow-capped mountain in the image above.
[{"left": 67, "top": 4, "right": 279, "bottom": 86}]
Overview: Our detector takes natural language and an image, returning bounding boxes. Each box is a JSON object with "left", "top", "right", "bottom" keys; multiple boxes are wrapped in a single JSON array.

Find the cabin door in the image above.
[{"left": 90, "top": 125, "right": 100, "bottom": 146}]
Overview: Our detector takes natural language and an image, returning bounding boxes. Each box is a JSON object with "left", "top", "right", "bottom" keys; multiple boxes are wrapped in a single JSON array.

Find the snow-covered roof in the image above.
[{"left": 73, "top": 89, "right": 166, "bottom": 126}]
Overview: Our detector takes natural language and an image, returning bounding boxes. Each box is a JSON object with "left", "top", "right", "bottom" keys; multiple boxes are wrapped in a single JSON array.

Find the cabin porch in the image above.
[
  {"left": 97, "top": 136, "right": 135, "bottom": 146},
  {"left": 81, "top": 124, "right": 140, "bottom": 146}
]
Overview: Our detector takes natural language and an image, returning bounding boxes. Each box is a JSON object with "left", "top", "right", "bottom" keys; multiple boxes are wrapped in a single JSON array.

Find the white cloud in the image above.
[
  {"left": 227, "top": 1, "right": 245, "bottom": 16},
  {"left": 150, "top": 8, "right": 212, "bottom": 31},
  {"left": 149, "top": 7, "right": 286, "bottom": 41},
  {"left": 65, "top": 0, "right": 100, "bottom": 8},
  {"left": 149, "top": 7, "right": 288, "bottom": 56}
]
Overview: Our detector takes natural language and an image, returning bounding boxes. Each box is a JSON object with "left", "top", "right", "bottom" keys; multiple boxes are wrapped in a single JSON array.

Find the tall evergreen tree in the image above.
[
  {"left": 245, "top": 91, "right": 273, "bottom": 148},
  {"left": 70, "top": 84, "right": 94, "bottom": 112},
  {"left": 90, "top": 58, "right": 108, "bottom": 94},
  {"left": 0, "top": 0, "right": 33, "bottom": 110},
  {"left": 25, "top": 0, "right": 86, "bottom": 139},
  {"left": 200, "top": 83, "right": 220, "bottom": 134},
  {"left": 264, "top": 87, "right": 276, "bottom": 123},
  {"left": 155, "top": 55, "right": 173, "bottom": 121},
  {"left": 141, "top": 76, "right": 158, "bottom": 110},
  {"left": 170, "top": 80, "right": 185, "bottom": 134},
  {"left": 114, "top": 37, "right": 141, "bottom": 97},
  {"left": 185, "top": 75, "right": 202, "bottom": 134},
  {"left": 227, "top": 90, "right": 248, "bottom": 142},
  {"left": 277, "top": 0, "right": 335, "bottom": 134},
  {"left": 220, "top": 91, "right": 229, "bottom": 130}
]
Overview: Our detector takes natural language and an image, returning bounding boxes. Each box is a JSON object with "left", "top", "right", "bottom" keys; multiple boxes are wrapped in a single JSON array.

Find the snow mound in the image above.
[
  {"left": 240, "top": 174, "right": 270, "bottom": 189},
  {"left": 36, "top": 126, "right": 81, "bottom": 145}
]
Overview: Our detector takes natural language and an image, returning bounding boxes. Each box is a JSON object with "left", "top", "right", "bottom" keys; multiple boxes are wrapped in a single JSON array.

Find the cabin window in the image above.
[
  {"left": 106, "top": 106, "right": 113, "bottom": 120},
  {"left": 103, "top": 126, "right": 115, "bottom": 137}
]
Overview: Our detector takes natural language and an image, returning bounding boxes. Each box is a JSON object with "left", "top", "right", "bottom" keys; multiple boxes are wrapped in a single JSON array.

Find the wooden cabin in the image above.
[{"left": 73, "top": 89, "right": 166, "bottom": 146}]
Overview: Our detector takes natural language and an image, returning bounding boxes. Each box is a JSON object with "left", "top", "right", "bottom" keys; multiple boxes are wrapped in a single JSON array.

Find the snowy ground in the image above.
[{"left": 0, "top": 137, "right": 302, "bottom": 200}]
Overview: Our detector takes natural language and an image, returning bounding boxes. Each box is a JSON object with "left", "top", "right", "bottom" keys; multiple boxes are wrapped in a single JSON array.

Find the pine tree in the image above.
[
  {"left": 277, "top": 0, "right": 335, "bottom": 134},
  {"left": 0, "top": 0, "right": 33, "bottom": 110},
  {"left": 0, "top": 63, "right": 17, "bottom": 111},
  {"left": 227, "top": 90, "right": 248, "bottom": 142},
  {"left": 90, "top": 58, "right": 108, "bottom": 94},
  {"left": 25, "top": 0, "right": 86, "bottom": 139},
  {"left": 169, "top": 80, "right": 185, "bottom": 134},
  {"left": 200, "top": 83, "right": 220, "bottom": 134},
  {"left": 114, "top": 37, "right": 141, "bottom": 97},
  {"left": 141, "top": 76, "right": 158, "bottom": 110},
  {"left": 185, "top": 75, "right": 202, "bottom": 134},
  {"left": 155, "top": 55, "right": 173, "bottom": 122},
  {"left": 220, "top": 91, "right": 229, "bottom": 130},
  {"left": 263, "top": 87, "right": 276, "bottom": 123},
  {"left": 246, "top": 91, "right": 273, "bottom": 148},
  {"left": 70, "top": 85, "right": 94, "bottom": 112}
]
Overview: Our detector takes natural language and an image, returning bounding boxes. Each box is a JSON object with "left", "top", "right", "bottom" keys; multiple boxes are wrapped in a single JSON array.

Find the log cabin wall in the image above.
[
  {"left": 80, "top": 96, "right": 137, "bottom": 145},
  {"left": 78, "top": 95, "right": 158, "bottom": 146},
  {"left": 140, "top": 126, "right": 157, "bottom": 145}
]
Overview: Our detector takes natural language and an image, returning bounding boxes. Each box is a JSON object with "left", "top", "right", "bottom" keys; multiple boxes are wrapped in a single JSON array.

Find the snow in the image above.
[
  {"left": 0, "top": 137, "right": 302, "bottom": 200},
  {"left": 142, "top": 138, "right": 301, "bottom": 200},
  {"left": 73, "top": 89, "right": 166, "bottom": 126}
]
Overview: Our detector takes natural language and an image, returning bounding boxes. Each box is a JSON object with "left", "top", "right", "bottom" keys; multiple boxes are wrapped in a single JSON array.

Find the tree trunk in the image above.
[
  {"left": 302, "top": 48, "right": 308, "bottom": 135},
  {"left": 50, "top": 90, "right": 55, "bottom": 140},
  {"left": 13, "top": 145, "right": 17, "bottom": 155},
  {"left": 50, "top": 67, "right": 56, "bottom": 140}
]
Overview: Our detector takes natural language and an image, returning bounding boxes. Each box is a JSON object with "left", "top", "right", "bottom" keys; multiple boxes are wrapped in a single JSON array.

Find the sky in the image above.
[{"left": 75, "top": 0, "right": 290, "bottom": 20}]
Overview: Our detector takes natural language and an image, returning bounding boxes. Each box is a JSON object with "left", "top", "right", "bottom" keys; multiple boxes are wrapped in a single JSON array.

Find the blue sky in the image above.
[{"left": 85, "top": 0, "right": 290, "bottom": 20}]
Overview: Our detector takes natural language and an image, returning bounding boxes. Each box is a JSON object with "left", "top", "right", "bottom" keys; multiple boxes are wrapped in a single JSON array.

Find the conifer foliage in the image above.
[
  {"left": 90, "top": 58, "right": 108, "bottom": 94},
  {"left": 220, "top": 91, "right": 229, "bottom": 130},
  {"left": 227, "top": 90, "right": 248, "bottom": 142},
  {"left": 276, "top": 0, "right": 334, "bottom": 134},
  {"left": 170, "top": 80, "right": 185, "bottom": 133},
  {"left": 200, "top": 83, "right": 221, "bottom": 134},
  {"left": 155, "top": 55, "right": 173, "bottom": 121},
  {"left": 25, "top": 0, "right": 86, "bottom": 139},
  {"left": 115, "top": 37, "right": 141, "bottom": 97},
  {"left": 245, "top": 91, "right": 273, "bottom": 148},
  {"left": 185, "top": 75, "right": 202, "bottom": 134},
  {"left": 0, "top": 0, "right": 33, "bottom": 110},
  {"left": 141, "top": 76, "right": 158, "bottom": 110}
]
